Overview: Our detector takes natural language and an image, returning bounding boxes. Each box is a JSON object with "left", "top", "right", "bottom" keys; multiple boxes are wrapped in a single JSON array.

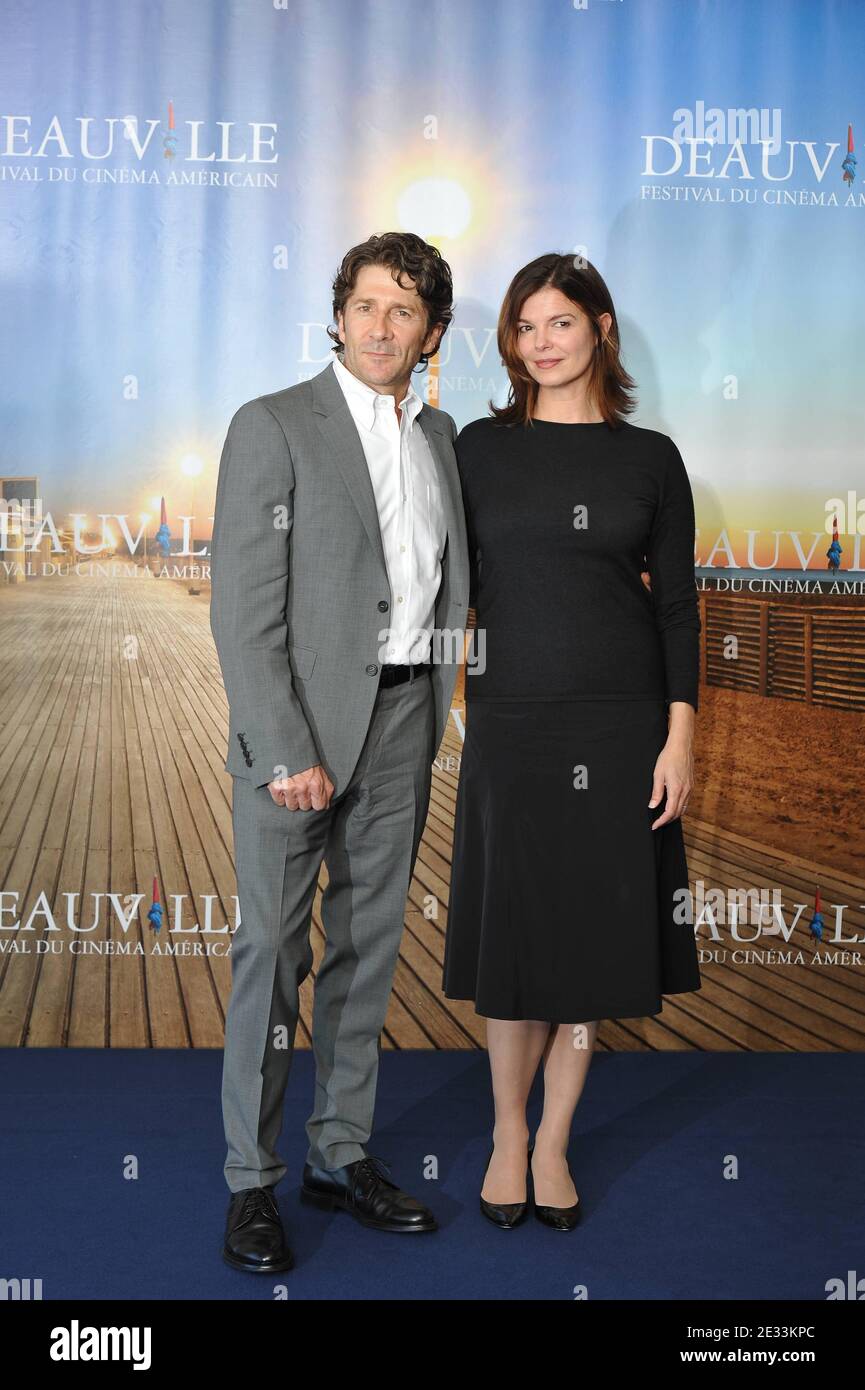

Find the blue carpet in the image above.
[{"left": 1, "top": 1050, "right": 862, "bottom": 1300}]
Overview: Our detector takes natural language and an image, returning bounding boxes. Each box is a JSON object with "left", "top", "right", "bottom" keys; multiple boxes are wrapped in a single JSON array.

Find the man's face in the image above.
[{"left": 336, "top": 263, "right": 443, "bottom": 395}]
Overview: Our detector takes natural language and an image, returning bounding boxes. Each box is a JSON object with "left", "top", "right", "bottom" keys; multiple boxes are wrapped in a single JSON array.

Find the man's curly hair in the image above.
[{"left": 328, "top": 232, "right": 454, "bottom": 370}]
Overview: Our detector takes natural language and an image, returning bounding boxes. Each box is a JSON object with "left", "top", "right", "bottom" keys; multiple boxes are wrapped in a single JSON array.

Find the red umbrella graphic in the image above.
[
  {"left": 808, "top": 886, "right": 824, "bottom": 943},
  {"left": 842, "top": 124, "right": 856, "bottom": 186},
  {"left": 164, "top": 100, "right": 178, "bottom": 160},
  {"left": 826, "top": 513, "right": 842, "bottom": 573},
  {"left": 147, "top": 876, "right": 164, "bottom": 933}
]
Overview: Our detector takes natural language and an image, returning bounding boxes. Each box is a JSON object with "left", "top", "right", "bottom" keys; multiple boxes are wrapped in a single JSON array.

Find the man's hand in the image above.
[{"left": 267, "top": 764, "right": 334, "bottom": 811}]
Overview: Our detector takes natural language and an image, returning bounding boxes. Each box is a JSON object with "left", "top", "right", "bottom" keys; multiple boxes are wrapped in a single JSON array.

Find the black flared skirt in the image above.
[{"left": 442, "top": 698, "right": 701, "bottom": 1024}]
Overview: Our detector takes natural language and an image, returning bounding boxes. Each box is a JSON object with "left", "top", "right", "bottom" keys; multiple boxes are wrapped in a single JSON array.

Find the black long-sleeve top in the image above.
[{"left": 456, "top": 417, "right": 701, "bottom": 712}]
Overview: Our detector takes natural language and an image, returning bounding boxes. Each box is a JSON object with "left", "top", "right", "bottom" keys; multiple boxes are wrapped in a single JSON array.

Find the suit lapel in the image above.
[
  {"left": 416, "top": 406, "right": 461, "bottom": 571},
  {"left": 312, "top": 362, "right": 388, "bottom": 577},
  {"left": 312, "top": 360, "right": 462, "bottom": 590}
]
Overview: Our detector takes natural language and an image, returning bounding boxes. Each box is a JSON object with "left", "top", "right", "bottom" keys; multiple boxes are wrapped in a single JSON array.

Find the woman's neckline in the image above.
[{"left": 530, "top": 417, "right": 609, "bottom": 427}]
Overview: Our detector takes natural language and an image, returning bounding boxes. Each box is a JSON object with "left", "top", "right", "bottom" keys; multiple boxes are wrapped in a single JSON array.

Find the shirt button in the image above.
[{"left": 397, "top": 596, "right": 404, "bottom": 603}]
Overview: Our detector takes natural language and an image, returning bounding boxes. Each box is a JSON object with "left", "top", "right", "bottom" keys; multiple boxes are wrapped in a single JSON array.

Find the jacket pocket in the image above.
[{"left": 289, "top": 643, "right": 317, "bottom": 680}]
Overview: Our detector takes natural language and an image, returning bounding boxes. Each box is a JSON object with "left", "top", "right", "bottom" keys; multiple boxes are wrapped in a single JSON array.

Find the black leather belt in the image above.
[{"left": 379, "top": 661, "right": 432, "bottom": 688}]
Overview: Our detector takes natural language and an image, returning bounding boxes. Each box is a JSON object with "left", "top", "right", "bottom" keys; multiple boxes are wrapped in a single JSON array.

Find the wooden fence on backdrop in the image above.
[{"left": 699, "top": 592, "right": 865, "bottom": 711}]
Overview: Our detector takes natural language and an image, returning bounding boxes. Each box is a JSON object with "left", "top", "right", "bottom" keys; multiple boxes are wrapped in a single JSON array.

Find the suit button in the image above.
[
  {"left": 377, "top": 599, "right": 389, "bottom": 612},
  {"left": 366, "top": 664, "right": 378, "bottom": 676}
]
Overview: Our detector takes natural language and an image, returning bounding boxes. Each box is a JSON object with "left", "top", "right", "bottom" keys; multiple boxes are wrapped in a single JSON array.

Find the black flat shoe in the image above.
[
  {"left": 531, "top": 1154, "right": 582, "bottom": 1231},
  {"left": 300, "top": 1155, "right": 438, "bottom": 1233},
  {"left": 480, "top": 1140, "right": 534, "bottom": 1229},
  {"left": 223, "top": 1185, "right": 294, "bottom": 1273}
]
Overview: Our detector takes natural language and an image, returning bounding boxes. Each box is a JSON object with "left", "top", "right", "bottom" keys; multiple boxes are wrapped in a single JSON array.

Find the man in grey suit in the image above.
[{"left": 210, "top": 232, "right": 469, "bottom": 1273}]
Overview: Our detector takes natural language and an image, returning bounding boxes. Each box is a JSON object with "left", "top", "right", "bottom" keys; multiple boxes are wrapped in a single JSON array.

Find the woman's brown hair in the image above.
[
  {"left": 491, "top": 252, "right": 637, "bottom": 427},
  {"left": 328, "top": 231, "right": 454, "bottom": 371}
]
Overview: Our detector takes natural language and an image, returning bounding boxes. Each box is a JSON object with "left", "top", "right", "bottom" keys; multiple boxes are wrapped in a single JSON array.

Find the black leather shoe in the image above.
[
  {"left": 531, "top": 1153, "right": 582, "bottom": 1231},
  {"left": 300, "top": 1155, "right": 437, "bottom": 1233},
  {"left": 223, "top": 1185, "right": 294, "bottom": 1273},
  {"left": 480, "top": 1141, "right": 533, "bottom": 1229}
]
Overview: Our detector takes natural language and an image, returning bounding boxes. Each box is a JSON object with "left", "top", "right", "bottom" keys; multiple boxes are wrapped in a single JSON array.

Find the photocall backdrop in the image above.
[{"left": 1, "top": 0, "right": 863, "bottom": 1052}]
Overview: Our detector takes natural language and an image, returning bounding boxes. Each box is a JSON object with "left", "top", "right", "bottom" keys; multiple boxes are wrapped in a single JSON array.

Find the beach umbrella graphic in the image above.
[
  {"left": 164, "top": 100, "right": 178, "bottom": 160},
  {"left": 155, "top": 496, "right": 172, "bottom": 557},
  {"left": 808, "top": 887, "right": 824, "bottom": 944},
  {"left": 147, "top": 876, "right": 164, "bottom": 933},
  {"left": 826, "top": 513, "right": 842, "bottom": 573},
  {"left": 842, "top": 125, "right": 856, "bottom": 186}
]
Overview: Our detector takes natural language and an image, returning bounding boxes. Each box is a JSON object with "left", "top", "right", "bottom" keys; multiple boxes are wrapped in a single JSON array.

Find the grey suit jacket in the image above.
[{"left": 209, "top": 359, "right": 470, "bottom": 793}]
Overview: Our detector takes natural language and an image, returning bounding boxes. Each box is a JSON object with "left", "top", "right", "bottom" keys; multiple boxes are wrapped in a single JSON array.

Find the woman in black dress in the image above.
[{"left": 443, "top": 253, "right": 701, "bottom": 1230}]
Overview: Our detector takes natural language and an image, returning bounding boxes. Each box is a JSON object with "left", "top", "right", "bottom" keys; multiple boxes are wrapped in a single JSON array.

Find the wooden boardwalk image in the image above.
[{"left": 1, "top": 570, "right": 863, "bottom": 1051}]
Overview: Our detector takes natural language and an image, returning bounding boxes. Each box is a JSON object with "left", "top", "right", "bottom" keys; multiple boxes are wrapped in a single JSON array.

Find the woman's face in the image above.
[{"left": 515, "top": 286, "right": 610, "bottom": 392}]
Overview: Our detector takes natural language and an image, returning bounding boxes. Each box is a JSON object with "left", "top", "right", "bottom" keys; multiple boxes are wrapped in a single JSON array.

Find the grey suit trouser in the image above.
[{"left": 222, "top": 668, "right": 435, "bottom": 1192}]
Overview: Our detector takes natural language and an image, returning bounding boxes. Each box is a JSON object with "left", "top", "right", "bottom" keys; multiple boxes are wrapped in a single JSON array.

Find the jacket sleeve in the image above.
[
  {"left": 645, "top": 437, "right": 701, "bottom": 713},
  {"left": 466, "top": 495, "right": 481, "bottom": 614},
  {"left": 209, "top": 398, "right": 321, "bottom": 786}
]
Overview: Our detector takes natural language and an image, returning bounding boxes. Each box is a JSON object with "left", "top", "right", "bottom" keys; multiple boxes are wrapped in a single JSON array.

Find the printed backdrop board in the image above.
[{"left": 1, "top": 0, "right": 863, "bottom": 1050}]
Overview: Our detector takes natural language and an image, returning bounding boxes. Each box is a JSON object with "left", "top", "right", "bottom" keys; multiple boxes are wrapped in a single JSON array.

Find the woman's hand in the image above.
[{"left": 648, "top": 702, "right": 695, "bottom": 828}]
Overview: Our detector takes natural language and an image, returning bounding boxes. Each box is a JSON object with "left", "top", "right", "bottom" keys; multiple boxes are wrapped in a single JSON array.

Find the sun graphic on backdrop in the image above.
[
  {"left": 179, "top": 453, "right": 203, "bottom": 478},
  {"left": 361, "top": 145, "right": 520, "bottom": 268},
  {"left": 396, "top": 178, "right": 473, "bottom": 239}
]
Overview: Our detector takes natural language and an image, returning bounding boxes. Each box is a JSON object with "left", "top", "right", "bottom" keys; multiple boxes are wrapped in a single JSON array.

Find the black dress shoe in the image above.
[
  {"left": 531, "top": 1154, "right": 582, "bottom": 1231},
  {"left": 300, "top": 1155, "right": 437, "bottom": 1233},
  {"left": 223, "top": 1185, "right": 294, "bottom": 1273},
  {"left": 534, "top": 1196, "right": 582, "bottom": 1230},
  {"left": 480, "top": 1141, "right": 533, "bottom": 1229}
]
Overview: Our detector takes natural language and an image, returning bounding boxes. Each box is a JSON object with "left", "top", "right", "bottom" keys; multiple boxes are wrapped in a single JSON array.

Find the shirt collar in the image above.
[{"left": 332, "top": 353, "right": 424, "bottom": 432}]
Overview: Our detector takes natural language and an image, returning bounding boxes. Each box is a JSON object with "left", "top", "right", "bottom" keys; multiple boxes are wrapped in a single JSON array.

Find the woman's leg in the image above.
[
  {"left": 482, "top": 1018, "right": 551, "bottom": 1202},
  {"left": 532, "top": 1020, "right": 600, "bottom": 1206}
]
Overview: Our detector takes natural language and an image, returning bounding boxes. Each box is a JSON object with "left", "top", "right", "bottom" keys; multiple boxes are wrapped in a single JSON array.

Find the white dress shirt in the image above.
[{"left": 332, "top": 353, "right": 446, "bottom": 665}]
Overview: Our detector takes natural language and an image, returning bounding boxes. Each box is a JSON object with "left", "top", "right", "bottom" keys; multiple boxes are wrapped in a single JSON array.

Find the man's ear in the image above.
[
  {"left": 423, "top": 324, "right": 444, "bottom": 359},
  {"left": 336, "top": 311, "right": 346, "bottom": 346}
]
